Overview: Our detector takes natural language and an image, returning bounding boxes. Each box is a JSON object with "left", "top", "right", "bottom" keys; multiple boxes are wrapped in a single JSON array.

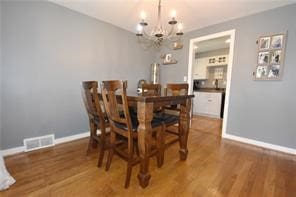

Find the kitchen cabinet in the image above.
[
  {"left": 193, "top": 58, "right": 208, "bottom": 80},
  {"left": 193, "top": 91, "right": 222, "bottom": 118},
  {"left": 206, "top": 55, "right": 229, "bottom": 67}
]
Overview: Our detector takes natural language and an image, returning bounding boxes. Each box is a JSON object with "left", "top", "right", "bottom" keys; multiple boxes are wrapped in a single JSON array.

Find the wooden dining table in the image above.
[{"left": 126, "top": 93, "right": 194, "bottom": 188}]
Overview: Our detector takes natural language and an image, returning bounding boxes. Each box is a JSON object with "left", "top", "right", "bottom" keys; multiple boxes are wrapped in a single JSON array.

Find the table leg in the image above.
[
  {"left": 179, "top": 98, "right": 191, "bottom": 160},
  {"left": 137, "top": 101, "right": 153, "bottom": 188}
]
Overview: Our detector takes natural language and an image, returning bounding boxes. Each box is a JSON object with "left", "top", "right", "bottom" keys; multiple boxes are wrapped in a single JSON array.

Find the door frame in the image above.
[{"left": 187, "top": 29, "right": 236, "bottom": 137}]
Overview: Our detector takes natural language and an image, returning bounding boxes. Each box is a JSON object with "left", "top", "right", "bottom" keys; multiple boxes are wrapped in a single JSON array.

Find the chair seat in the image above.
[
  {"left": 154, "top": 112, "right": 179, "bottom": 125},
  {"left": 114, "top": 111, "right": 163, "bottom": 131}
]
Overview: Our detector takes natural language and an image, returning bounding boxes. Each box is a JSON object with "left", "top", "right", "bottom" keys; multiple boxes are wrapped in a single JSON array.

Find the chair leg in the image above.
[
  {"left": 124, "top": 135, "right": 134, "bottom": 188},
  {"left": 178, "top": 119, "right": 182, "bottom": 147},
  {"left": 134, "top": 140, "right": 140, "bottom": 156},
  {"left": 87, "top": 121, "right": 98, "bottom": 154},
  {"left": 87, "top": 136, "right": 93, "bottom": 154},
  {"left": 105, "top": 131, "right": 115, "bottom": 171},
  {"left": 125, "top": 163, "right": 133, "bottom": 188},
  {"left": 97, "top": 131, "right": 106, "bottom": 168},
  {"left": 156, "top": 124, "right": 165, "bottom": 168}
]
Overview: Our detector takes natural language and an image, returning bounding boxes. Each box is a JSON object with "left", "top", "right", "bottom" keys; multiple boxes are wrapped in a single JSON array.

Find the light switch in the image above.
[{"left": 183, "top": 76, "right": 187, "bottom": 82}]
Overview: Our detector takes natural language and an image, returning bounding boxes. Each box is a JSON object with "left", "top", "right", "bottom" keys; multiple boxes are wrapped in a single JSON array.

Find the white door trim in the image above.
[{"left": 187, "top": 29, "right": 236, "bottom": 137}]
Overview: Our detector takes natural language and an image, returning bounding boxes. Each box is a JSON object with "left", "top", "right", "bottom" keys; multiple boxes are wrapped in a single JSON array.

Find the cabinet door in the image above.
[
  {"left": 194, "top": 92, "right": 208, "bottom": 115},
  {"left": 193, "top": 58, "right": 207, "bottom": 80},
  {"left": 206, "top": 93, "right": 222, "bottom": 117},
  {"left": 193, "top": 92, "right": 222, "bottom": 118},
  {"left": 193, "top": 92, "right": 198, "bottom": 114}
]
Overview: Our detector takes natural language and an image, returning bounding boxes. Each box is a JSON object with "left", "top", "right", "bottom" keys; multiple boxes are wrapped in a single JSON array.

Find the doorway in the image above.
[{"left": 187, "top": 29, "right": 235, "bottom": 137}]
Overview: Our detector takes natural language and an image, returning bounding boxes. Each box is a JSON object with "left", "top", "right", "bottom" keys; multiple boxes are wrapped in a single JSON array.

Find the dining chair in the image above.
[
  {"left": 164, "top": 83, "right": 189, "bottom": 112},
  {"left": 101, "top": 80, "right": 165, "bottom": 188},
  {"left": 81, "top": 81, "right": 109, "bottom": 167},
  {"left": 141, "top": 83, "right": 161, "bottom": 96},
  {"left": 160, "top": 83, "right": 189, "bottom": 145}
]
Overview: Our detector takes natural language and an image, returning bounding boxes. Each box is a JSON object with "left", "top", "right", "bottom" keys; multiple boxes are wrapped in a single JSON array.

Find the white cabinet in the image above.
[
  {"left": 193, "top": 92, "right": 222, "bottom": 118},
  {"left": 206, "top": 55, "right": 229, "bottom": 67},
  {"left": 193, "top": 58, "right": 208, "bottom": 80}
]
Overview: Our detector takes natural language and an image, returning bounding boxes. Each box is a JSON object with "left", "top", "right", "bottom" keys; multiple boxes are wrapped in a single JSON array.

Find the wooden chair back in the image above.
[
  {"left": 82, "top": 81, "right": 109, "bottom": 166},
  {"left": 101, "top": 80, "right": 133, "bottom": 135},
  {"left": 81, "top": 81, "right": 105, "bottom": 122},
  {"left": 165, "top": 83, "right": 189, "bottom": 96},
  {"left": 141, "top": 83, "right": 161, "bottom": 96}
]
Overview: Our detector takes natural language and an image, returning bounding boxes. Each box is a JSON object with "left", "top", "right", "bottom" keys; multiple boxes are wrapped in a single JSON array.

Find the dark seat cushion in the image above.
[
  {"left": 153, "top": 112, "right": 179, "bottom": 125},
  {"left": 114, "top": 107, "right": 163, "bottom": 131}
]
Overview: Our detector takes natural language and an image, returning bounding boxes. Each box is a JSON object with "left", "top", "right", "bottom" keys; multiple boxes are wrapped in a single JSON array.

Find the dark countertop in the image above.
[{"left": 194, "top": 88, "right": 225, "bottom": 93}]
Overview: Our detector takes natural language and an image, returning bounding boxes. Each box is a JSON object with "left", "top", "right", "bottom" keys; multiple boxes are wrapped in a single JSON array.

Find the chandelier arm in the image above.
[
  {"left": 167, "top": 35, "right": 181, "bottom": 42},
  {"left": 137, "top": 36, "right": 153, "bottom": 50},
  {"left": 157, "top": 0, "right": 162, "bottom": 28},
  {"left": 142, "top": 28, "right": 157, "bottom": 41},
  {"left": 166, "top": 24, "right": 176, "bottom": 38}
]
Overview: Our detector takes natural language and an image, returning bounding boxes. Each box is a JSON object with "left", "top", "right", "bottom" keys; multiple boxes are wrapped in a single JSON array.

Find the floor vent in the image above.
[{"left": 23, "top": 134, "right": 55, "bottom": 152}]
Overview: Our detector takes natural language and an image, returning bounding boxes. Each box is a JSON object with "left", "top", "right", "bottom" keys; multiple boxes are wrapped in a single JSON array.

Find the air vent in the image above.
[{"left": 23, "top": 134, "right": 55, "bottom": 152}]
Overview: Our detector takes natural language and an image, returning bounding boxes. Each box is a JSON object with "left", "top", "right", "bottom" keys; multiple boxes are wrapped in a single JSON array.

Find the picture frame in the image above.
[
  {"left": 254, "top": 32, "right": 286, "bottom": 80},
  {"left": 255, "top": 65, "right": 268, "bottom": 79},
  {"left": 258, "top": 36, "right": 270, "bottom": 50},
  {"left": 258, "top": 51, "right": 270, "bottom": 64},
  {"left": 271, "top": 35, "right": 283, "bottom": 49},
  {"left": 268, "top": 65, "right": 280, "bottom": 78},
  {"left": 270, "top": 50, "right": 281, "bottom": 64}
]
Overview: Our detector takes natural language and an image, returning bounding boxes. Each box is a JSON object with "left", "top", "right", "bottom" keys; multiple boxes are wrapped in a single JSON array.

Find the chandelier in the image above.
[{"left": 136, "top": 0, "right": 184, "bottom": 48}]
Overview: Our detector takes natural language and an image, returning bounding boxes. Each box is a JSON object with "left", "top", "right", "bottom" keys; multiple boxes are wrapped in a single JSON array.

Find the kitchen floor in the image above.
[{"left": 191, "top": 115, "right": 222, "bottom": 136}]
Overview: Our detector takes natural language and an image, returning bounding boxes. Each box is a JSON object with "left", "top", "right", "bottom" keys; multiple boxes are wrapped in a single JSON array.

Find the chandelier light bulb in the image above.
[
  {"left": 171, "top": 10, "right": 177, "bottom": 18},
  {"left": 137, "top": 24, "right": 143, "bottom": 32},
  {"left": 140, "top": 11, "right": 146, "bottom": 20}
]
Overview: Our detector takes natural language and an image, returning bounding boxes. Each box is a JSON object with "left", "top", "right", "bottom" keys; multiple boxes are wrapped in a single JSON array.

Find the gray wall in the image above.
[
  {"left": 1, "top": 1, "right": 295, "bottom": 150},
  {"left": 157, "top": 4, "right": 296, "bottom": 149},
  {"left": 1, "top": 1, "right": 154, "bottom": 149}
]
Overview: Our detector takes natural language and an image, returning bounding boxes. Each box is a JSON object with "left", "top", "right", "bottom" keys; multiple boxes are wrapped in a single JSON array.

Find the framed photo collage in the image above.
[{"left": 254, "top": 33, "right": 286, "bottom": 80}]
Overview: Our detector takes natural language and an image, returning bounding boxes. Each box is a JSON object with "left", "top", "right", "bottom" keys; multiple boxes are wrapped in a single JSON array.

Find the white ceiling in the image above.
[
  {"left": 49, "top": 0, "right": 295, "bottom": 33},
  {"left": 194, "top": 36, "right": 230, "bottom": 53}
]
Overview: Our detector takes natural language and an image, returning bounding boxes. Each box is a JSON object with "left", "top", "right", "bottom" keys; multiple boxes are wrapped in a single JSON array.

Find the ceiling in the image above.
[
  {"left": 194, "top": 36, "right": 230, "bottom": 53},
  {"left": 49, "top": 0, "right": 295, "bottom": 33}
]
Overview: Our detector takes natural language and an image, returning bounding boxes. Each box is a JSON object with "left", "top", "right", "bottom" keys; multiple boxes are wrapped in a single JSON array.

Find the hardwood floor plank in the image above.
[{"left": 2, "top": 116, "right": 295, "bottom": 196}]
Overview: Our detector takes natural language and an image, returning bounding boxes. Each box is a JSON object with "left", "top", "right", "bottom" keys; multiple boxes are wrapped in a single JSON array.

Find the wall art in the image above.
[{"left": 254, "top": 33, "right": 286, "bottom": 80}]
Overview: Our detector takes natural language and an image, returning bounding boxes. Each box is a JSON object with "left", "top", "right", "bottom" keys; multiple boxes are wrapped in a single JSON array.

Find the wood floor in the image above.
[{"left": 2, "top": 116, "right": 296, "bottom": 196}]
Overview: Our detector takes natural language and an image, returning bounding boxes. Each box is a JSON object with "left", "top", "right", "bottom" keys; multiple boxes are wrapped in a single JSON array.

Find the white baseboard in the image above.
[
  {"left": 55, "top": 132, "right": 89, "bottom": 145},
  {"left": 222, "top": 133, "right": 296, "bottom": 155},
  {"left": 1, "top": 131, "right": 91, "bottom": 157},
  {"left": 0, "top": 146, "right": 26, "bottom": 157},
  {"left": 2, "top": 130, "right": 295, "bottom": 157}
]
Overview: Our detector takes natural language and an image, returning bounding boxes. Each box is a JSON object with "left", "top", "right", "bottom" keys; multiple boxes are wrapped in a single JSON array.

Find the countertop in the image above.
[{"left": 194, "top": 88, "right": 225, "bottom": 93}]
